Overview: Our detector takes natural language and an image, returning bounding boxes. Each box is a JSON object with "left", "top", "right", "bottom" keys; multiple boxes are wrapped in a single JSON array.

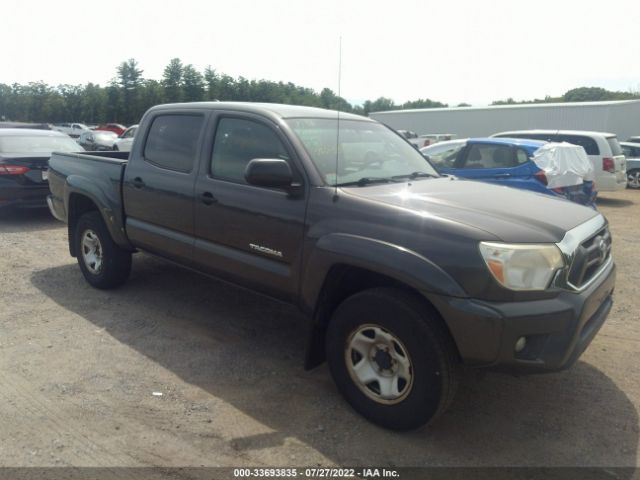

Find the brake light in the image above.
[
  {"left": 0, "top": 165, "right": 29, "bottom": 175},
  {"left": 602, "top": 157, "right": 615, "bottom": 173},
  {"left": 534, "top": 170, "right": 548, "bottom": 185}
]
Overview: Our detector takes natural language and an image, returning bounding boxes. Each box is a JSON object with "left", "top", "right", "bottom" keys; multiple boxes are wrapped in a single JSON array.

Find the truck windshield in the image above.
[{"left": 286, "top": 118, "right": 438, "bottom": 186}]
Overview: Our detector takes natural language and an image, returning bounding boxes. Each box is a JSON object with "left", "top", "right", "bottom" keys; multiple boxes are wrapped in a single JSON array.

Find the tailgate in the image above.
[
  {"left": 605, "top": 136, "right": 626, "bottom": 175},
  {"left": 614, "top": 154, "right": 627, "bottom": 184}
]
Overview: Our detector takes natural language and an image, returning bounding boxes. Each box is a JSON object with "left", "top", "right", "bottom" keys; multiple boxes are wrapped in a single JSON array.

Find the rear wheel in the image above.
[
  {"left": 627, "top": 169, "right": 640, "bottom": 189},
  {"left": 326, "top": 287, "right": 459, "bottom": 430},
  {"left": 75, "top": 211, "right": 131, "bottom": 289}
]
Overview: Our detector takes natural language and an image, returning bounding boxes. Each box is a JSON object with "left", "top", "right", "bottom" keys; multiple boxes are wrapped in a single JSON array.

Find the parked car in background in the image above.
[
  {"left": 620, "top": 142, "right": 640, "bottom": 189},
  {"left": 416, "top": 133, "right": 457, "bottom": 148},
  {"left": 626, "top": 136, "right": 640, "bottom": 144},
  {"left": 77, "top": 130, "right": 118, "bottom": 151},
  {"left": 95, "top": 123, "right": 127, "bottom": 136},
  {"left": 396, "top": 130, "right": 457, "bottom": 149},
  {"left": 422, "top": 138, "right": 596, "bottom": 207},
  {"left": 112, "top": 124, "right": 138, "bottom": 152},
  {"left": 0, "top": 129, "right": 81, "bottom": 210},
  {"left": 52, "top": 123, "right": 90, "bottom": 138},
  {"left": 492, "top": 130, "right": 627, "bottom": 192}
]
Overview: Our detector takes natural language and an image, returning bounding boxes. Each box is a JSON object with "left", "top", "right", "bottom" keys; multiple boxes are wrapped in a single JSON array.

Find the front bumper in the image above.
[{"left": 429, "top": 259, "right": 615, "bottom": 373}]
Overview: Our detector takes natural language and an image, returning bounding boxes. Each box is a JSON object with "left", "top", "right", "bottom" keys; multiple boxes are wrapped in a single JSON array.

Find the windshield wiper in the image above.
[
  {"left": 392, "top": 171, "right": 440, "bottom": 181},
  {"left": 336, "top": 177, "right": 397, "bottom": 187}
]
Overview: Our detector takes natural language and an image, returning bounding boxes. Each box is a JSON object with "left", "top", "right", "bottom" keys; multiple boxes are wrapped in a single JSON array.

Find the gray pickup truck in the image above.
[{"left": 47, "top": 102, "right": 615, "bottom": 430}]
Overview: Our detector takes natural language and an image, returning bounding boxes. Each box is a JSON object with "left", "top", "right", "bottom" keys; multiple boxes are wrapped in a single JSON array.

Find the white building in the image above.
[{"left": 369, "top": 100, "right": 640, "bottom": 140}]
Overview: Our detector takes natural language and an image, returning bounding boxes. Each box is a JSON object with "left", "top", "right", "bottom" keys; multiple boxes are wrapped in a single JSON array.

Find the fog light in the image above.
[{"left": 515, "top": 336, "right": 527, "bottom": 353}]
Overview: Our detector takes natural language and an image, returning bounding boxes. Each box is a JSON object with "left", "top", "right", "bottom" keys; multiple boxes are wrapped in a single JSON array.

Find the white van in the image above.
[{"left": 492, "top": 130, "right": 627, "bottom": 191}]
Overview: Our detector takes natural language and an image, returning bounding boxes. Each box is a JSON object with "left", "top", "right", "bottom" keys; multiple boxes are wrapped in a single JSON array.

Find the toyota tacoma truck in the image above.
[{"left": 47, "top": 102, "right": 615, "bottom": 431}]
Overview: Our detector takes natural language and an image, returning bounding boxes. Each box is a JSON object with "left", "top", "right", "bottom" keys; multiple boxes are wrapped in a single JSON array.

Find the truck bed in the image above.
[{"left": 47, "top": 150, "right": 131, "bottom": 249}]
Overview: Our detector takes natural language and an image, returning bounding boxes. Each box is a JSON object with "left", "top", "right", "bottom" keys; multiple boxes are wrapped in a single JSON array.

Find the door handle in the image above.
[
  {"left": 132, "top": 177, "right": 145, "bottom": 189},
  {"left": 201, "top": 191, "right": 217, "bottom": 205}
]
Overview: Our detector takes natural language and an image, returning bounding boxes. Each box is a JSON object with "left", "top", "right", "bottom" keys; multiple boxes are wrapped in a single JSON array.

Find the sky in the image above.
[{"left": 5, "top": 0, "right": 640, "bottom": 106}]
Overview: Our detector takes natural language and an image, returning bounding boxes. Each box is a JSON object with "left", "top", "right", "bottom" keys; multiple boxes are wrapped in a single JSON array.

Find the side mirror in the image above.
[{"left": 245, "top": 158, "right": 293, "bottom": 189}]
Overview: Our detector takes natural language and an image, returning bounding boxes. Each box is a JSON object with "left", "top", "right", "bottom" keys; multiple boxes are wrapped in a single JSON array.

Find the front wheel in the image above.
[
  {"left": 326, "top": 287, "right": 459, "bottom": 431},
  {"left": 75, "top": 211, "right": 131, "bottom": 289},
  {"left": 627, "top": 169, "right": 640, "bottom": 189}
]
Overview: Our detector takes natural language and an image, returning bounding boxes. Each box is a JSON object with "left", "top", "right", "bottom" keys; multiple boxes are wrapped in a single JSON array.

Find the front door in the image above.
[{"left": 193, "top": 113, "right": 307, "bottom": 301}]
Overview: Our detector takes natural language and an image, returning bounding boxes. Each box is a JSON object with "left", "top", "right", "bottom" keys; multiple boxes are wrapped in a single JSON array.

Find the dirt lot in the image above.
[{"left": 0, "top": 190, "right": 638, "bottom": 470}]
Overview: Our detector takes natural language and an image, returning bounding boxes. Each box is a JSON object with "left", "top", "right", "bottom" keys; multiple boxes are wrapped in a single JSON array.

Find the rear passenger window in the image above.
[
  {"left": 515, "top": 149, "right": 530, "bottom": 164},
  {"left": 144, "top": 114, "right": 204, "bottom": 172},
  {"left": 555, "top": 135, "right": 599, "bottom": 155},
  {"left": 461, "top": 144, "right": 516, "bottom": 168},
  {"left": 211, "top": 117, "right": 290, "bottom": 184}
]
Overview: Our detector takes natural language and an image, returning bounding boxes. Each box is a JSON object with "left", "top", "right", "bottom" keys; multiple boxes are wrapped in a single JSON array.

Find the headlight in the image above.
[{"left": 479, "top": 242, "right": 565, "bottom": 291}]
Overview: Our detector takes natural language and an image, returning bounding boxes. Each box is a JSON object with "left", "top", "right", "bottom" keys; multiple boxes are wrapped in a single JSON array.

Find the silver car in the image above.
[{"left": 77, "top": 130, "right": 118, "bottom": 151}]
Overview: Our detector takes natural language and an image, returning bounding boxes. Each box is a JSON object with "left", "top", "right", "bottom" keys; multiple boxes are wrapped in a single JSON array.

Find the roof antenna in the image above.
[{"left": 333, "top": 36, "right": 342, "bottom": 201}]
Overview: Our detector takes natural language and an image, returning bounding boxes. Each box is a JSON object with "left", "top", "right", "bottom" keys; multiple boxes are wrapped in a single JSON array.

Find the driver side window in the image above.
[{"left": 211, "top": 117, "right": 290, "bottom": 184}]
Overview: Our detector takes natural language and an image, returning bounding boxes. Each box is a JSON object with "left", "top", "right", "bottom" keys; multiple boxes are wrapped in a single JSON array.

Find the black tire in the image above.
[
  {"left": 75, "top": 211, "right": 131, "bottom": 289},
  {"left": 627, "top": 169, "right": 640, "bottom": 189},
  {"left": 326, "top": 287, "right": 459, "bottom": 431}
]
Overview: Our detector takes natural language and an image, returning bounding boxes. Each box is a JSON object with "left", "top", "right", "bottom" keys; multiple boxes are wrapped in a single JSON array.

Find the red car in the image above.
[{"left": 95, "top": 123, "right": 127, "bottom": 136}]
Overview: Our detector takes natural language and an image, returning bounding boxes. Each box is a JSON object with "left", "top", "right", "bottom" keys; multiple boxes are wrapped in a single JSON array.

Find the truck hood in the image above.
[{"left": 341, "top": 177, "right": 599, "bottom": 243}]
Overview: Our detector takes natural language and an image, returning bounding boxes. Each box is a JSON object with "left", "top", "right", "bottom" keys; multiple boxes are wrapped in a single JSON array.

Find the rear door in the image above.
[
  {"left": 122, "top": 111, "right": 207, "bottom": 266},
  {"left": 192, "top": 112, "right": 307, "bottom": 301}
]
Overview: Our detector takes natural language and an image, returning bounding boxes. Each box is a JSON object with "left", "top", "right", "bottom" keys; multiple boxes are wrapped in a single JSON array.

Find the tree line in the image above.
[
  {"left": 491, "top": 86, "right": 640, "bottom": 105},
  {"left": 0, "top": 58, "right": 446, "bottom": 125},
  {"left": 1, "top": 58, "right": 638, "bottom": 125}
]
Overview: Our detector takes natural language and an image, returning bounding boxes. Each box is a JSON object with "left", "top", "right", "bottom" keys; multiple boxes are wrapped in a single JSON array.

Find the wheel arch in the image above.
[
  {"left": 301, "top": 234, "right": 465, "bottom": 369},
  {"left": 64, "top": 176, "right": 132, "bottom": 257}
]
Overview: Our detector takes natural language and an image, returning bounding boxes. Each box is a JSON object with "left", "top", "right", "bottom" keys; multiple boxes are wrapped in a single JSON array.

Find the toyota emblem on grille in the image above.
[{"left": 597, "top": 237, "right": 607, "bottom": 263}]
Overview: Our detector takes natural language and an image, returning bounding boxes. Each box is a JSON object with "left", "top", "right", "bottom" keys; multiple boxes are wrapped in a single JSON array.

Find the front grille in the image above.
[{"left": 567, "top": 227, "right": 612, "bottom": 289}]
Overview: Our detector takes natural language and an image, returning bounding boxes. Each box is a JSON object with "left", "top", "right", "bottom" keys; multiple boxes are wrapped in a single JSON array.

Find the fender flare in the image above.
[
  {"left": 64, "top": 175, "right": 132, "bottom": 255},
  {"left": 300, "top": 233, "right": 467, "bottom": 315},
  {"left": 300, "top": 233, "right": 467, "bottom": 369}
]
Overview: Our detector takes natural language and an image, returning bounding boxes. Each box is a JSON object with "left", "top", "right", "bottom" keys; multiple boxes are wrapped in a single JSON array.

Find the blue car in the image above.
[{"left": 421, "top": 137, "right": 597, "bottom": 207}]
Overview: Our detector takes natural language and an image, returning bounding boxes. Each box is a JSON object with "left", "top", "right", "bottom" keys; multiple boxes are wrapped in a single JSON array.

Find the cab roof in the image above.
[{"left": 148, "top": 101, "right": 372, "bottom": 121}]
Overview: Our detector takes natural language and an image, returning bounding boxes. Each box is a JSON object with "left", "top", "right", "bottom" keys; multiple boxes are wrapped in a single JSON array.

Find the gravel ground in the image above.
[{"left": 0, "top": 189, "right": 638, "bottom": 470}]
